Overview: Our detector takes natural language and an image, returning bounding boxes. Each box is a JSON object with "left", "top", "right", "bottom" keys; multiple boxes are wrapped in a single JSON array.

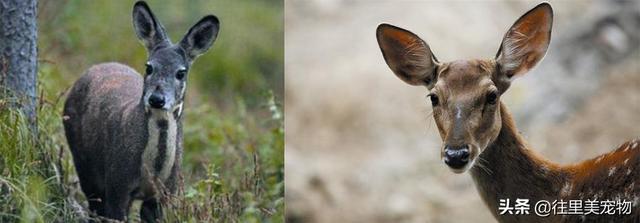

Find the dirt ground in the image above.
[{"left": 284, "top": 1, "right": 640, "bottom": 222}]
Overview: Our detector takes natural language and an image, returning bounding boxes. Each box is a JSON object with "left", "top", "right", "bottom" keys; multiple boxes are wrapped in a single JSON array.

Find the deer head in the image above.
[
  {"left": 377, "top": 3, "right": 553, "bottom": 173},
  {"left": 132, "top": 1, "right": 219, "bottom": 114}
]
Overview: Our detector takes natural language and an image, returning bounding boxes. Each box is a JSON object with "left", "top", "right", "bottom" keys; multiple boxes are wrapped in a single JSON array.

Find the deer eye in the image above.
[
  {"left": 176, "top": 69, "right": 187, "bottom": 80},
  {"left": 486, "top": 91, "right": 498, "bottom": 105},
  {"left": 428, "top": 93, "right": 439, "bottom": 107},
  {"left": 145, "top": 63, "right": 153, "bottom": 75}
]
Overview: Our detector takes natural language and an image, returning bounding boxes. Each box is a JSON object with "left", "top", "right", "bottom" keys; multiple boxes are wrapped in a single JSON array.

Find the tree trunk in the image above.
[{"left": 0, "top": 0, "right": 38, "bottom": 127}]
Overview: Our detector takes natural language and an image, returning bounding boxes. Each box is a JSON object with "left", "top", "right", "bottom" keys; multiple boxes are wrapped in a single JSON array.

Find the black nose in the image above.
[
  {"left": 444, "top": 145, "right": 470, "bottom": 169},
  {"left": 148, "top": 93, "right": 165, "bottom": 109}
]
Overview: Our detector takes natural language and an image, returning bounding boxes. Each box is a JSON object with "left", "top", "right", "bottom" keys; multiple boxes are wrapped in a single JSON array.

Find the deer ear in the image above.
[
  {"left": 132, "top": 1, "right": 169, "bottom": 51},
  {"left": 179, "top": 15, "right": 220, "bottom": 62},
  {"left": 496, "top": 3, "right": 552, "bottom": 79},
  {"left": 377, "top": 24, "right": 439, "bottom": 88}
]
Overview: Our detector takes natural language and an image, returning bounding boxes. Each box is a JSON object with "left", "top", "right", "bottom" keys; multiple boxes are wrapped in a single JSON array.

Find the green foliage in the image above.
[
  {"left": 164, "top": 91, "right": 284, "bottom": 222},
  {"left": 1, "top": 0, "right": 283, "bottom": 222},
  {"left": 0, "top": 87, "right": 81, "bottom": 223}
]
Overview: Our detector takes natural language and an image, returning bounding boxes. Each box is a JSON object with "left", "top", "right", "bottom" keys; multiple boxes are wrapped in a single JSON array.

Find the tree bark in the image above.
[{"left": 0, "top": 0, "right": 38, "bottom": 127}]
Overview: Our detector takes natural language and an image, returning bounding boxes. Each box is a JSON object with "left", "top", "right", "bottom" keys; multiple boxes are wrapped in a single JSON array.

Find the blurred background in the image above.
[
  {"left": 285, "top": 0, "right": 639, "bottom": 222},
  {"left": 1, "top": 0, "right": 283, "bottom": 222}
]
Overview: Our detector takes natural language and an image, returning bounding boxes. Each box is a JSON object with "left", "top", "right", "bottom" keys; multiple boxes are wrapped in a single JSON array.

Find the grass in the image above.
[
  {"left": 1, "top": 0, "right": 283, "bottom": 222},
  {"left": 1, "top": 72, "right": 283, "bottom": 223},
  {"left": 0, "top": 90, "right": 79, "bottom": 222},
  {"left": 164, "top": 90, "right": 284, "bottom": 222}
]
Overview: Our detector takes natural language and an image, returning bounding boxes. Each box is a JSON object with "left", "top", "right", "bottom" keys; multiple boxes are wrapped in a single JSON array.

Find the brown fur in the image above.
[
  {"left": 472, "top": 103, "right": 639, "bottom": 222},
  {"left": 377, "top": 3, "right": 639, "bottom": 222}
]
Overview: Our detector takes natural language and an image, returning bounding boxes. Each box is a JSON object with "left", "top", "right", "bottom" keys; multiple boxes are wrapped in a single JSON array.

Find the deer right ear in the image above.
[
  {"left": 132, "top": 1, "right": 169, "bottom": 51},
  {"left": 179, "top": 15, "right": 220, "bottom": 62},
  {"left": 376, "top": 24, "right": 439, "bottom": 88},
  {"left": 496, "top": 3, "right": 552, "bottom": 79}
]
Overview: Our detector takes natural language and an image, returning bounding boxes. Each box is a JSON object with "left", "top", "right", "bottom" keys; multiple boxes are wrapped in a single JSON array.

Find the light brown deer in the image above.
[{"left": 376, "top": 3, "right": 639, "bottom": 222}]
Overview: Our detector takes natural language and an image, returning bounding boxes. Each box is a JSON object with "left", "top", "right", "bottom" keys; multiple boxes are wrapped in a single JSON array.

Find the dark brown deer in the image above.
[
  {"left": 377, "top": 3, "right": 639, "bottom": 222},
  {"left": 63, "top": 1, "right": 219, "bottom": 222}
]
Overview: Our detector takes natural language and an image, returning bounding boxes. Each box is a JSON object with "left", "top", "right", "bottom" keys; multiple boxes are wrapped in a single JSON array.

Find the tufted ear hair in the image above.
[{"left": 376, "top": 23, "right": 439, "bottom": 89}]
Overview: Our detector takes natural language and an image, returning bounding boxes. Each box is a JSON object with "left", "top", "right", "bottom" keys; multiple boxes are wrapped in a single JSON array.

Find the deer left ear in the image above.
[
  {"left": 496, "top": 3, "right": 552, "bottom": 79},
  {"left": 179, "top": 15, "right": 220, "bottom": 62}
]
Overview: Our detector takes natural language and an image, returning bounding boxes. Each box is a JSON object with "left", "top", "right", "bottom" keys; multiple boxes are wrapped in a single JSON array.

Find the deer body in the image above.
[
  {"left": 377, "top": 3, "right": 639, "bottom": 222},
  {"left": 63, "top": 1, "right": 219, "bottom": 222},
  {"left": 64, "top": 63, "right": 182, "bottom": 220}
]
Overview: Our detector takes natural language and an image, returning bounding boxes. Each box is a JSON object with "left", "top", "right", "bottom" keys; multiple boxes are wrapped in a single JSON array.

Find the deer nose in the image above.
[
  {"left": 148, "top": 93, "right": 165, "bottom": 109},
  {"left": 443, "top": 145, "right": 470, "bottom": 169}
]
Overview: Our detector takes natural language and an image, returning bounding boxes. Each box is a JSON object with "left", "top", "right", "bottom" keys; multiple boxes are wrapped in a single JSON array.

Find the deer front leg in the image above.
[
  {"left": 140, "top": 198, "right": 162, "bottom": 223},
  {"left": 86, "top": 194, "right": 106, "bottom": 219},
  {"left": 103, "top": 186, "right": 133, "bottom": 221}
]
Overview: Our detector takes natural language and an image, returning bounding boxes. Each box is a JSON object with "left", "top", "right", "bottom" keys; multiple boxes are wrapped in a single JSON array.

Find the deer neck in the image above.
[
  {"left": 142, "top": 105, "right": 182, "bottom": 182},
  {"left": 469, "top": 103, "right": 569, "bottom": 217}
]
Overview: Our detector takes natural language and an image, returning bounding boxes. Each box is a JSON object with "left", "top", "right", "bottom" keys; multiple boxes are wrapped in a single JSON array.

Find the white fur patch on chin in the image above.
[
  {"left": 467, "top": 144, "right": 491, "bottom": 174},
  {"left": 173, "top": 103, "right": 183, "bottom": 117}
]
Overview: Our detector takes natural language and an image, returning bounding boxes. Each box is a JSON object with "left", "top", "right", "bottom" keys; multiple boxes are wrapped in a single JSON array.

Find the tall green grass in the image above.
[
  {"left": 165, "top": 91, "right": 284, "bottom": 222},
  {"left": 0, "top": 90, "right": 80, "bottom": 222}
]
